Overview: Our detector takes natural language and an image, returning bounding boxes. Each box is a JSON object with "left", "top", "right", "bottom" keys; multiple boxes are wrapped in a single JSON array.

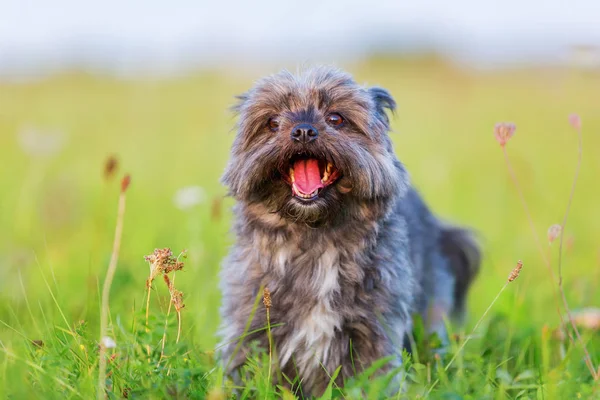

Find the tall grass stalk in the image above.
[
  {"left": 427, "top": 260, "right": 523, "bottom": 395},
  {"left": 98, "top": 175, "right": 130, "bottom": 399},
  {"left": 555, "top": 117, "right": 597, "bottom": 379}
]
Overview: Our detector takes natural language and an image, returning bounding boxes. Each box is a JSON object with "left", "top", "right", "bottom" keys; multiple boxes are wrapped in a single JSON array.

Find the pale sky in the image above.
[{"left": 1, "top": 0, "right": 599, "bottom": 77}]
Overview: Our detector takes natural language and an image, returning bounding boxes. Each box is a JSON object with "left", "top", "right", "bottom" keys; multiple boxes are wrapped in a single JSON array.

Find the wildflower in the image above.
[
  {"left": 547, "top": 224, "right": 562, "bottom": 244},
  {"left": 100, "top": 336, "right": 117, "bottom": 349},
  {"left": 144, "top": 248, "right": 187, "bottom": 344},
  {"left": 571, "top": 308, "right": 600, "bottom": 330},
  {"left": 569, "top": 114, "right": 581, "bottom": 130},
  {"left": 144, "top": 248, "right": 185, "bottom": 287},
  {"left": 173, "top": 186, "right": 206, "bottom": 210},
  {"left": 494, "top": 123, "right": 516, "bottom": 147}
]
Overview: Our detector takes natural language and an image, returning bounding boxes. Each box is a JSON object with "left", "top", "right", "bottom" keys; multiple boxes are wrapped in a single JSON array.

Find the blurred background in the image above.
[
  {"left": 2, "top": 0, "right": 600, "bottom": 78},
  {"left": 1, "top": 0, "right": 599, "bottom": 355}
]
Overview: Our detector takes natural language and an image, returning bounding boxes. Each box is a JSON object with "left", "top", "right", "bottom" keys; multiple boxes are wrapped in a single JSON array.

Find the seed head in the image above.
[
  {"left": 263, "top": 287, "right": 272, "bottom": 309},
  {"left": 121, "top": 174, "right": 131, "bottom": 193},
  {"left": 171, "top": 289, "right": 185, "bottom": 312},
  {"left": 547, "top": 224, "right": 562, "bottom": 244},
  {"left": 508, "top": 260, "right": 523, "bottom": 283},
  {"left": 494, "top": 123, "right": 516, "bottom": 147},
  {"left": 145, "top": 248, "right": 184, "bottom": 275},
  {"left": 104, "top": 155, "right": 118, "bottom": 180},
  {"left": 145, "top": 248, "right": 173, "bottom": 265}
]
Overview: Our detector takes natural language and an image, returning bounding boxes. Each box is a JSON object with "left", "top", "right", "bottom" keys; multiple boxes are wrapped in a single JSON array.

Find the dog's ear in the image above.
[
  {"left": 231, "top": 92, "right": 249, "bottom": 114},
  {"left": 368, "top": 87, "right": 396, "bottom": 125}
]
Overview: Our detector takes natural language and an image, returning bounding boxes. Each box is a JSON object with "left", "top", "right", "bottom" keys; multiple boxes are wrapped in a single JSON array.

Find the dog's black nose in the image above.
[{"left": 291, "top": 124, "right": 318, "bottom": 144}]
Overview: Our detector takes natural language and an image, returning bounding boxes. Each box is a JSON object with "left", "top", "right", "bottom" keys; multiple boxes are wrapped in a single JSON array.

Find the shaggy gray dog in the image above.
[{"left": 218, "top": 66, "right": 480, "bottom": 397}]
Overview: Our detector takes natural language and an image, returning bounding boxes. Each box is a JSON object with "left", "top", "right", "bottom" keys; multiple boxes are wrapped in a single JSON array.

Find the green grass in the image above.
[{"left": 0, "top": 56, "right": 599, "bottom": 399}]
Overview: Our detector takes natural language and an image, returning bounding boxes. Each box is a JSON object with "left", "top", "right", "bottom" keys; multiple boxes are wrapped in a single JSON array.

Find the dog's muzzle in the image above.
[{"left": 290, "top": 123, "right": 319, "bottom": 144}]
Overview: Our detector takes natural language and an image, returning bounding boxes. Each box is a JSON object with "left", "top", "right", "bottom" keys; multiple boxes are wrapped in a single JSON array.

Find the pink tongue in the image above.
[{"left": 293, "top": 159, "right": 323, "bottom": 194}]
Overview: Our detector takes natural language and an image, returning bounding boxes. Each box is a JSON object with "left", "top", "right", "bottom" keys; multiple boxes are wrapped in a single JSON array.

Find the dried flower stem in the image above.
[
  {"left": 176, "top": 311, "right": 182, "bottom": 344},
  {"left": 437, "top": 291, "right": 504, "bottom": 373},
  {"left": 157, "top": 278, "right": 175, "bottom": 367},
  {"left": 145, "top": 284, "right": 152, "bottom": 356},
  {"left": 503, "top": 138, "right": 597, "bottom": 379},
  {"left": 444, "top": 260, "right": 522, "bottom": 372},
  {"left": 164, "top": 273, "right": 184, "bottom": 344},
  {"left": 558, "top": 122, "right": 582, "bottom": 285},
  {"left": 98, "top": 175, "right": 130, "bottom": 400},
  {"left": 502, "top": 148, "right": 563, "bottom": 314},
  {"left": 144, "top": 249, "right": 186, "bottom": 356}
]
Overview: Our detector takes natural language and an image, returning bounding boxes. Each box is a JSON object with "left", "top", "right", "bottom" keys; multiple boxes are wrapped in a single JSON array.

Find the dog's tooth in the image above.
[
  {"left": 326, "top": 162, "right": 333, "bottom": 173},
  {"left": 289, "top": 168, "right": 295, "bottom": 182},
  {"left": 321, "top": 171, "right": 329, "bottom": 183}
]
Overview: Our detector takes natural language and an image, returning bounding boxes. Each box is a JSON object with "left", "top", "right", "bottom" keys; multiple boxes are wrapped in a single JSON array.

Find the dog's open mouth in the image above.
[{"left": 283, "top": 157, "right": 341, "bottom": 201}]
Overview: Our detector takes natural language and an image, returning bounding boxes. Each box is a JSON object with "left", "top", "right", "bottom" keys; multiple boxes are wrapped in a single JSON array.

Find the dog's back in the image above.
[{"left": 399, "top": 187, "right": 481, "bottom": 337}]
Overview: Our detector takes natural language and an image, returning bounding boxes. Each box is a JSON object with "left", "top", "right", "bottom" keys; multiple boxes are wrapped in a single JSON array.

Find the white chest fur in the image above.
[{"left": 278, "top": 245, "right": 343, "bottom": 372}]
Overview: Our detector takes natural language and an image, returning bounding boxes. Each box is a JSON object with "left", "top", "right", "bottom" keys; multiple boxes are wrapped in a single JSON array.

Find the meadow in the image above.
[{"left": 0, "top": 56, "right": 599, "bottom": 399}]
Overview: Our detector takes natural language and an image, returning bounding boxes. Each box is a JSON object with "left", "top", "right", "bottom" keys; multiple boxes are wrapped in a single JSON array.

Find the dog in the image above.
[{"left": 217, "top": 66, "right": 480, "bottom": 397}]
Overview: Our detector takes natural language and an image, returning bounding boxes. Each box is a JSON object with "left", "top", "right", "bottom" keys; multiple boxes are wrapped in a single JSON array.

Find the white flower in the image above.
[
  {"left": 173, "top": 186, "right": 206, "bottom": 210},
  {"left": 100, "top": 336, "right": 117, "bottom": 349},
  {"left": 17, "top": 126, "right": 65, "bottom": 157}
]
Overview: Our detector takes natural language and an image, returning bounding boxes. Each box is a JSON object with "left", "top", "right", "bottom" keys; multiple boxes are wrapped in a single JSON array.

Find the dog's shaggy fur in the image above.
[{"left": 218, "top": 66, "right": 480, "bottom": 396}]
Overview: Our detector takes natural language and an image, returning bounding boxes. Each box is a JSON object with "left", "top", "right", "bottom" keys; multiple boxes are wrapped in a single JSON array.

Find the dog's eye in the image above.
[
  {"left": 267, "top": 117, "right": 280, "bottom": 132},
  {"left": 326, "top": 113, "right": 344, "bottom": 127}
]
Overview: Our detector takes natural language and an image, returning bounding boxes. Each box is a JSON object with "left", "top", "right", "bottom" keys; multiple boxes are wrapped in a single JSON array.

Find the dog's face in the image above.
[{"left": 223, "top": 67, "right": 408, "bottom": 225}]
